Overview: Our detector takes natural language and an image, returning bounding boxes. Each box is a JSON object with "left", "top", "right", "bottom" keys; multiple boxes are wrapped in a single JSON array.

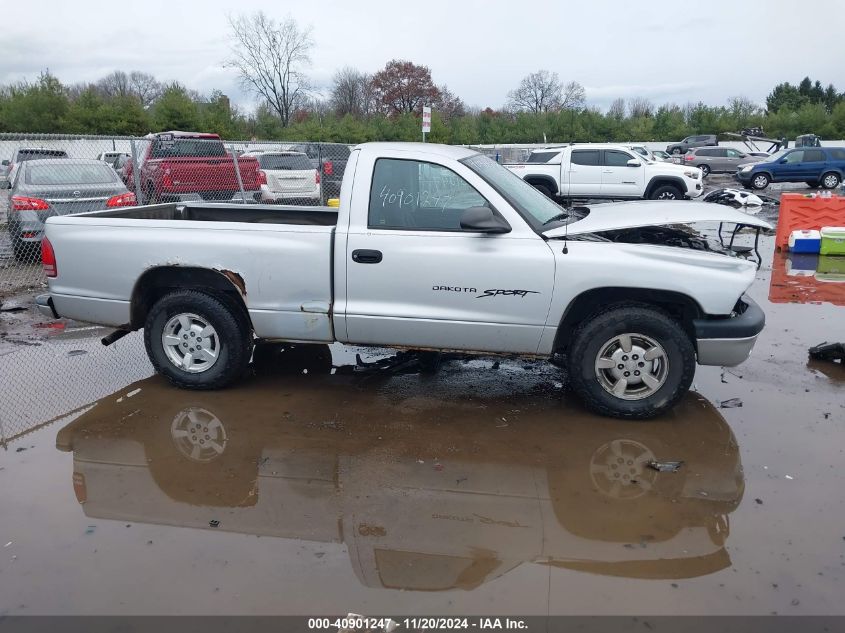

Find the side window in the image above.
[
  {"left": 571, "top": 150, "right": 600, "bottom": 166},
  {"left": 726, "top": 149, "right": 741, "bottom": 158},
  {"left": 804, "top": 149, "right": 825, "bottom": 162},
  {"left": 696, "top": 149, "right": 714, "bottom": 157},
  {"left": 603, "top": 150, "right": 634, "bottom": 167},
  {"left": 829, "top": 149, "right": 845, "bottom": 161},
  {"left": 783, "top": 151, "right": 804, "bottom": 164},
  {"left": 368, "top": 158, "right": 489, "bottom": 231}
]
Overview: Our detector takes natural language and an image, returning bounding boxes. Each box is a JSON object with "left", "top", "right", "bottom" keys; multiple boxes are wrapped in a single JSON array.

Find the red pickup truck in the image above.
[{"left": 126, "top": 131, "right": 262, "bottom": 203}]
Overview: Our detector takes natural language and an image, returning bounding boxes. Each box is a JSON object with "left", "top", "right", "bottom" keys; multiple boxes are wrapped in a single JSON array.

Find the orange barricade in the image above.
[
  {"left": 769, "top": 251, "right": 845, "bottom": 306},
  {"left": 775, "top": 193, "right": 845, "bottom": 251}
]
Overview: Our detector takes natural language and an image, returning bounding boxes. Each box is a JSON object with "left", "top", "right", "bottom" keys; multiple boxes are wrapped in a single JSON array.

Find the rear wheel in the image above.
[
  {"left": 566, "top": 305, "right": 696, "bottom": 419},
  {"left": 144, "top": 290, "right": 252, "bottom": 389},
  {"left": 698, "top": 164, "right": 711, "bottom": 177},
  {"left": 649, "top": 185, "right": 683, "bottom": 200},
  {"left": 821, "top": 172, "right": 841, "bottom": 189},
  {"left": 671, "top": 148, "right": 683, "bottom": 155}
]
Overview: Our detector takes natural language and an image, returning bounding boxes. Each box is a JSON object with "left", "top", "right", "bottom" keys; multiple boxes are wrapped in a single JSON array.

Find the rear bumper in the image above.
[
  {"left": 36, "top": 294, "right": 59, "bottom": 319},
  {"left": 694, "top": 296, "right": 765, "bottom": 366}
]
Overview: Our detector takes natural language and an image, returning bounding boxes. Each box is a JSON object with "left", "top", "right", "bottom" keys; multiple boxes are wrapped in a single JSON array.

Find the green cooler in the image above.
[{"left": 820, "top": 227, "right": 845, "bottom": 256}]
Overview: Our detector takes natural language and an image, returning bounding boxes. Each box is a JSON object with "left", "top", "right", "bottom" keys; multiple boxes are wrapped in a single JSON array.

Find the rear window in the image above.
[
  {"left": 571, "top": 150, "right": 600, "bottom": 166},
  {"left": 257, "top": 154, "right": 313, "bottom": 170},
  {"left": 151, "top": 138, "right": 226, "bottom": 158},
  {"left": 17, "top": 149, "right": 68, "bottom": 161},
  {"left": 526, "top": 151, "right": 560, "bottom": 164},
  {"left": 27, "top": 163, "right": 118, "bottom": 185},
  {"left": 829, "top": 148, "right": 845, "bottom": 161}
]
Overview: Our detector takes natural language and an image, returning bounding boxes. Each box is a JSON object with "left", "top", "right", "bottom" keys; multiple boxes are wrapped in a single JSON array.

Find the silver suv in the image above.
[
  {"left": 666, "top": 134, "right": 718, "bottom": 155},
  {"left": 684, "top": 147, "right": 764, "bottom": 176}
]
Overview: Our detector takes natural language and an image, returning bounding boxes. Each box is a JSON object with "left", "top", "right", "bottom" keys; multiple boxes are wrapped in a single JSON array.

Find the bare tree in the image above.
[
  {"left": 330, "top": 66, "right": 370, "bottom": 116},
  {"left": 129, "top": 71, "right": 162, "bottom": 108},
  {"left": 628, "top": 96, "right": 654, "bottom": 118},
  {"left": 560, "top": 81, "right": 586, "bottom": 111},
  {"left": 225, "top": 11, "right": 314, "bottom": 126},
  {"left": 435, "top": 85, "right": 466, "bottom": 121},
  {"left": 727, "top": 95, "right": 761, "bottom": 125},
  {"left": 96, "top": 71, "right": 131, "bottom": 98},
  {"left": 608, "top": 97, "right": 626, "bottom": 119},
  {"left": 507, "top": 70, "right": 563, "bottom": 114}
]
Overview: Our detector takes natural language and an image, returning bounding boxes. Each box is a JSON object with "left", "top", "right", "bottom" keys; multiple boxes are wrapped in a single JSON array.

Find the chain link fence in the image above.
[{"left": 0, "top": 132, "right": 351, "bottom": 447}]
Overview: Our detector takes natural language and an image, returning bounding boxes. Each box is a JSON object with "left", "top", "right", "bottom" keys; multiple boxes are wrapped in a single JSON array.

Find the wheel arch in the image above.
[
  {"left": 645, "top": 176, "right": 687, "bottom": 198},
  {"left": 524, "top": 175, "right": 559, "bottom": 195},
  {"left": 552, "top": 287, "right": 704, "bottom": 354},
  {"left": 130, "top": 266, "right": 251, "bottom": 330}
]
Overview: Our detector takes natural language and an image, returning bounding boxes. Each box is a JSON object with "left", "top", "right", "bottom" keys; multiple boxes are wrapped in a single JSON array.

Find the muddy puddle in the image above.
[{"left": 1, "top": 226, "right": 844, "bottom": 616}]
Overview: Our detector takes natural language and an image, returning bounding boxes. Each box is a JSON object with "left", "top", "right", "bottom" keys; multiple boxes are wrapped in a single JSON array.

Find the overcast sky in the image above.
[{"left": 1, "top": 0, "right": 843, "bottom": 113}]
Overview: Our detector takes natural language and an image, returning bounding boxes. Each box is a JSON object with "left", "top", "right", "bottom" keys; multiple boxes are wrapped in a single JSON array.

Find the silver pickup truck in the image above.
[{"left": 37, "top": 143, "right": 769, "bottom": 419}]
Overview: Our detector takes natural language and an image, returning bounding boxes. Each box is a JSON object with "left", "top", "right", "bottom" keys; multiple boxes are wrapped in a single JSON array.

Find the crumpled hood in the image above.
[{"left": 543, "top": 200, "right": 772, "bottom": 238}]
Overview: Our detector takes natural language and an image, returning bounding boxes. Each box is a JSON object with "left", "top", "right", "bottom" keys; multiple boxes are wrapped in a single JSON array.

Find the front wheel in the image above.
[
  {"left": 698, "top": 164, "right": 711, "bottom": 177},
  {"left": 566, "top": 305, "right": 696, "bottom": 419},
  {"left": 649, "top": 185, "right": 683, "bottom": 200},
  {"left": 532, "top": 183, "right": 553, "bottom": 198},
  {"left": 144, "top": 290, "right": 253, "bottom": 389},
  {"left": 750, "top": 173, "right": 770, "bottom": 190}
]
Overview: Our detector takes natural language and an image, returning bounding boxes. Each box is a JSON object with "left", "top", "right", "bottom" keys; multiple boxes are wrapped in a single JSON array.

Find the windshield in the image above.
[
  {"left": 27, "top": 163, "right": 118, "bottom": 185},
  {"left": 462, "top": 153, "right": 575, "bottom": 228},
  {"left": 256, "top": 153, "right": 313, "bottom": 170},
  {"left": 764, "top": 149, "right": 788, "bottom": 162},
  {"left": 526, "top": 151, "right": 561, "bottom": 164}
]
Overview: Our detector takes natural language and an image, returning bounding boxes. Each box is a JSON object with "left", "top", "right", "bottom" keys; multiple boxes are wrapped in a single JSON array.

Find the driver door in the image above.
[{"left": 342, "top": 155, "right": 555, "bottom": 354}]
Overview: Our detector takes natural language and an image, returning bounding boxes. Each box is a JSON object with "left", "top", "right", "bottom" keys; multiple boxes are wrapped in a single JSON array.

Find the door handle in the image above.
[{"left": 351, "top": 249, "right": 383, "bottom": 264}]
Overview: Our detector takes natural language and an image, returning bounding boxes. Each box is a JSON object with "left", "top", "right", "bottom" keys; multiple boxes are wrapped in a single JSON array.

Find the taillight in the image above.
[
  {"left": 258, "top": 170, "right": 267, "bottom": 186},
  {"left": 684, "top": 154, "right": 694, "bottom": 161},
  {"left": 162, "top": 173, "right": 173, "bottom": 188},
  {"left": 12, "top": 195, "right": 49, "bottom": 211},
  {"left": 323, "top": 160, "right": 333, "bottom": 176},
  {"left": 106, "top": 192, "right": 137, "bottom": 207},
  {"left": 315, "top": 171, "right": 321, "bottom": 185},
  {"left": 42, "top": 237, "right": 57, "bottom": 278}
]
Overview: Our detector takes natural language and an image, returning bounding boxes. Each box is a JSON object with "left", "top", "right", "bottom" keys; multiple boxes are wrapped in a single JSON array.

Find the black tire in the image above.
[
  {"left": 750, "top": 173, "right": 770, "bottom": 190},
  {"left": 698, "top": 164, "right": 711, "bottom": 177},
  {"left": 566, "top": 305, "right": 696, "bottom": 419},
  {"left": 807, "top": 181, "right": 820, "bottom": 189},
  {"left": 671, "top": 148, "right": 683, "bottom": 155},
  {"left": 144, "top": 290, "right": 253, "bottom": 390},
  {"left": 820, "top": 172, "right": 841, "bottom": 190},
  {"left": 531, "top": 183, "right": 553, "bottom": 198},
  {"left": 649, "top": 184, "right": 683, "bottom": 200}
]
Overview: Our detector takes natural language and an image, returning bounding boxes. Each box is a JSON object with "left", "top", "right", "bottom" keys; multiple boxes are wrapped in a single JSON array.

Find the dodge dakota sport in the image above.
[{"left": 36, "top": 143, "right": 770, "bottom": 419}]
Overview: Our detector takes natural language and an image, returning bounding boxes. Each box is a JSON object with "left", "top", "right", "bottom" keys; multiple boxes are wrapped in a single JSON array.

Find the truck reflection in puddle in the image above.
[{"left": 55, "top": 344, "right": 744, "bottom": 590}]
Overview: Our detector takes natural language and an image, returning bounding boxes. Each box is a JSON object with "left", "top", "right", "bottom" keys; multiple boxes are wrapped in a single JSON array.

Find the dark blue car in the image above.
[{"left": 736, "top": 146, "right": 845, "bottom": 190}]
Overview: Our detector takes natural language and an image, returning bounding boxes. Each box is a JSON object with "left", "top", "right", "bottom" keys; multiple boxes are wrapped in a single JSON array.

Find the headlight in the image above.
[
  {"left": 684, "top": 170, "right": 699, "bottom": 179},
  {"left": 741, "top": 165, "right": 755, "bottom": 172}
]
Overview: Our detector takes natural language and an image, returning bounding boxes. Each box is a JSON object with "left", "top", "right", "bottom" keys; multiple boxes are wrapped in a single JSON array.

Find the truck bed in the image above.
[{"left": 73, "top": 202, "right": 339, "bottom": 227}]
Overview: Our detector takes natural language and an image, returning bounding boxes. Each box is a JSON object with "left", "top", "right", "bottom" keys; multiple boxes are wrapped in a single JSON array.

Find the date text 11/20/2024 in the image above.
[{"left": 307, "top": 617, "right": 529, "bottom": 630}]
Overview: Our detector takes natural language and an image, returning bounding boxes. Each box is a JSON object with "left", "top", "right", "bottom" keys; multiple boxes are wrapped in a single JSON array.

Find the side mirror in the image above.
[
  {"left": 779, "top": 158, "right": 788, "bottom": 164},
  {"left": 460, "top": 206, "right": 511, "bottom": 234},
  {"left": 626, "top": 159, "right": 641, "bottom": 167}
]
